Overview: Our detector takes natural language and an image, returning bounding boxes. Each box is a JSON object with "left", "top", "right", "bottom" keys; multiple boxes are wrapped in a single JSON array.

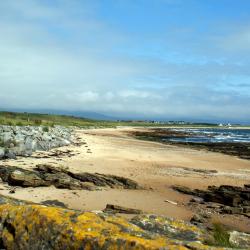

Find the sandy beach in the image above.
[{"left": 1, "top": 127, "right": 250, "bottom": 231}]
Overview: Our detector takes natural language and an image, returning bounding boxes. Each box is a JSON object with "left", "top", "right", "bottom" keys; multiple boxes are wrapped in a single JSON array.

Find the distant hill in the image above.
[{"left": 0, "top": 108, "right": 117, "bottom": 121}]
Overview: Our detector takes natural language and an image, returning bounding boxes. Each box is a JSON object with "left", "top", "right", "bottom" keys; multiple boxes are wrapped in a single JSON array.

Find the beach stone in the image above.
[{"left": 229, "top": 231, "right": 250, "bottom": 248}]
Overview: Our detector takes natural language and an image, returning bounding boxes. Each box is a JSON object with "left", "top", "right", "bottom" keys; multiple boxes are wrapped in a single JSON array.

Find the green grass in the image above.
[
  {"left": 0, "top": 111, "right": 118, "bottom": 128},
  {"left": 206, "top": 223, "right": 237, "bottom": 248},
  {"left": 0, "top": 111, "right": 248, "bottom": 129}
]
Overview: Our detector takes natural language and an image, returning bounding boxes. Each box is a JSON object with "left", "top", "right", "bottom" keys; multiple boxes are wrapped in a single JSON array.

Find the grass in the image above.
[
  {"left": 0, "top": 111, "right": 118, "bottom": 128},
  {"left": 206, "top": 223, "right": 238, "bottom": 248},
  {"left": 0, "top": 111, "right": 248, "bottom": 129}
]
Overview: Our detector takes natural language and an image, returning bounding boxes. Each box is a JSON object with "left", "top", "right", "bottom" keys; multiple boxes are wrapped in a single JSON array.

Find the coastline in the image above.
[{"left": 1, "top": 126, "right": 250, "bottom": 232}]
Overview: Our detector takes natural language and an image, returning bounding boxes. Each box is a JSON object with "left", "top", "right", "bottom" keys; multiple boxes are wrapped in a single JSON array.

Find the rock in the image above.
[
  {"left": 172, "top": 185, "right": 206, "bottom": 197},
  {"left": 9, "top": 188, "right": 16, "bottom": 194},
  {"left": 190, "top": 214, "right": 207, "bottom": 225},
  {"left": 8, "top": 170, "right": 47, "bottom": 187},
  {"left": 190, "top": 197, "right": 204, "bottom": 203},
  {"left": 130, "top": 214, "right": 204, "bottom": 242},
  {"left": 0, "top": 194, "right": 226, "bottom": 250},
  {"left": 104, "top": 204, "right": 142, "bottom": 214},
  {"left": 0, "top": 193, "right": 242, "bottom": 249},
  {"left": 41, "top": 200, "right": 68, "bottom": 208},
  {"left": 0, "top": 147, "right": 5, "bottom": 159},
  {"left": 0, "top": 125, "right": 74, "bottom": 159},
  {"left": 229, "top": 231, "right": 250, "bottom": 248},
  {"left": 172, "top": 184, "right": 250, "bottom": 216},
  {"left": 69, "top": 172, "right": 141, "bottom": 189},
  {"left": 5, "top": 151, "right": 16, "bottom": 159},
  {"left": 0, "top": 165, "right": 141, "bottom": 191}
]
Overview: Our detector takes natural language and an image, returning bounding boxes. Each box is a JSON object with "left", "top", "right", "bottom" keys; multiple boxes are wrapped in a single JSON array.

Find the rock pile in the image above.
[
  {"left": 0, "top": 164, "right": 141, "bottom": 191},
  {"left": 0, "top": 125, "right": 73, "bottom": 159}
]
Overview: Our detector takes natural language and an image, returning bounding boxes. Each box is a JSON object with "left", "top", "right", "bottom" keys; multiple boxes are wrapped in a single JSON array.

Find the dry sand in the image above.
[{"left": 1, "top": 127, "right": 250, "bottom": 231}]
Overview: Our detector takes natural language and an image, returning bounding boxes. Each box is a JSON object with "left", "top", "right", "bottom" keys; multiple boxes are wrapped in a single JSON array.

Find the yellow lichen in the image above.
[{"left": 0, "top": 204, "right": 228, "bottom": 250}]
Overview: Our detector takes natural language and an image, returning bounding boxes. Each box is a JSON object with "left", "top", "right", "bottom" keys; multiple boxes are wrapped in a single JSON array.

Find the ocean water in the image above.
[{"left": 165, "top": 128, "right": 250, "bottom": 143}]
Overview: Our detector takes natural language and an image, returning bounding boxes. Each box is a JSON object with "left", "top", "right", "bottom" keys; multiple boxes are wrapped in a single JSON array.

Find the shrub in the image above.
[
  {"left": 34, "top": 119, "right": 42, "bottom": 125},
  {"left": 7, "top": 121, "right": 13, "bottom": 126},
  {"left": 16, "top": 121, "right": 24, "bottom": 126},
  {"left": 42, "top": 126, "right": 49, "bottom": 132},
  {"left": 206, "top": 223, "right": 236, "bottom": 248}
]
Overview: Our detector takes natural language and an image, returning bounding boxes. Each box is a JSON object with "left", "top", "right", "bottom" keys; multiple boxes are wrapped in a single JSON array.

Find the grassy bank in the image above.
[
  {"left": 0, "top": 111, "right": 248, "bottom": 129},
  {"left": 0, "top": 111, "right": 116, "bottom": 128}
]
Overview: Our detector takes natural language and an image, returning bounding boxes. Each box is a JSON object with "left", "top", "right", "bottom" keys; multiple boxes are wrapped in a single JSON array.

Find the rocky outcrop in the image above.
[
  {"left": 0, "top": 193, "right": 240, "bottom": 250},
  {"left": 0, "top": 125, "right": 73, "bottom": 159},
  {"left": 0, "top": 164, "right": 141, "bottom": 190},
  {"left": 172, "top": 184, "right": 250, "bottom": 217},
  {"left": 131, "top": 129, "right": 250, "bottom": 160}
]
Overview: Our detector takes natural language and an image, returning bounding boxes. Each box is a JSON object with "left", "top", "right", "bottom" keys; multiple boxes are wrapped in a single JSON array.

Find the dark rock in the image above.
[
  {"left": 8, "top": 170, "right": 46, "bottom": 187},
  {"left": 190, "top": 214, "right": 207, "bottom": 225},
  {"left": 171, "top": 185, "right": 206, "bottom": 197},
  {"left": 9, "top": 188, "right": 16, "bottom": 194},
  {"left": 221, "top": 206, "right": 244, "bottom": 214},
  {"left": 69, "top": 172, "right": 141, "bottom": 189},
  {"left": 173, "top": 184, "right": 250, "bottom": 217},
  {"left": 41, "top": 200, "right": 68, "bottom": 208},
  {"left": 0, "top": 147, "right": 5, "bottom": 159},
  {"left": 131, "top": 129, "right": 250, "bottom": 159},
  {"left": 190, "top": 197, "right": 204, "bottom": 203},
  {"left": 5, "top": 151, "right": 16, "bottom": 159},
  {"left": 104, "top": 204, "right": 142, "bottom": 214},
  {"left": 0, "top": 165, "right": 141, "bottom": 191}
]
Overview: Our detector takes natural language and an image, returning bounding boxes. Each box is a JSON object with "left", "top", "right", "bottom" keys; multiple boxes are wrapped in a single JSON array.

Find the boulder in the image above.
[
  {"left": 8, "top": 170, "right": 46, "bottom": 187},
  {"left": 0, "top": 147, "right": 5, "bottom": 159},
  {"left": 229, "top": 231, "right": 250, "bottom": 248},
  {"left": 130, "top": 214, "right": 204, "bottom": 242}
]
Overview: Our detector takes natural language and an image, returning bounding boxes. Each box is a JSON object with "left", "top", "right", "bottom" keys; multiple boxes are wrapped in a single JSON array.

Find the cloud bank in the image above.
[{"left": 0, "top": 0, "right": 250, "bottom": 122}]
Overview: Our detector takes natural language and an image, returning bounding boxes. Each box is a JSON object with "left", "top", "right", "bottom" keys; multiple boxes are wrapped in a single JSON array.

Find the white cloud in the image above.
[{"left": 0, "top": 0, "right": 250, "bottom": 122}]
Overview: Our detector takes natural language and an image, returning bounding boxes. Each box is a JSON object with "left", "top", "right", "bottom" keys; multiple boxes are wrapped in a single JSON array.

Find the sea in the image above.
[{"left": 164, "top": 128, "right": 250, "bottom": 143}]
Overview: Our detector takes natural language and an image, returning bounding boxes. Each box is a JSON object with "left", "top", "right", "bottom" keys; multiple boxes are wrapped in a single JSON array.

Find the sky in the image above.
[{"left": 0, "top": 0, "right": 250, "bottom": 122}]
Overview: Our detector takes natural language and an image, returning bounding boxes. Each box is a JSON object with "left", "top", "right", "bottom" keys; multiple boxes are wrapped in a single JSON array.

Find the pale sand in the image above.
[{"left": 1, "top": 127, "right": 250, "bottom": 230}]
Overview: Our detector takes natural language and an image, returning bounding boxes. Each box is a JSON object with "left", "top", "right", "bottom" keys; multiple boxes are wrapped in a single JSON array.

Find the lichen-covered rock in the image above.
[
  {"left": 130, "top": 214, "right": 204, "bottom": 242},
  {"left": 229, "top": 231, "right": 250, "bottom": 248},
  {"left": 0, "top": 194, "right": 238, "bottom": 249},
  {"left": 0, "top": 204, "right": 182, "bottom": 250}
]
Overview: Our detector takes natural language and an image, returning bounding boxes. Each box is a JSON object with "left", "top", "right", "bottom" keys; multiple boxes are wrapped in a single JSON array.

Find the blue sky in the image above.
[{"left": 0, "top": 0, "right": 250, "bottom": 122}]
